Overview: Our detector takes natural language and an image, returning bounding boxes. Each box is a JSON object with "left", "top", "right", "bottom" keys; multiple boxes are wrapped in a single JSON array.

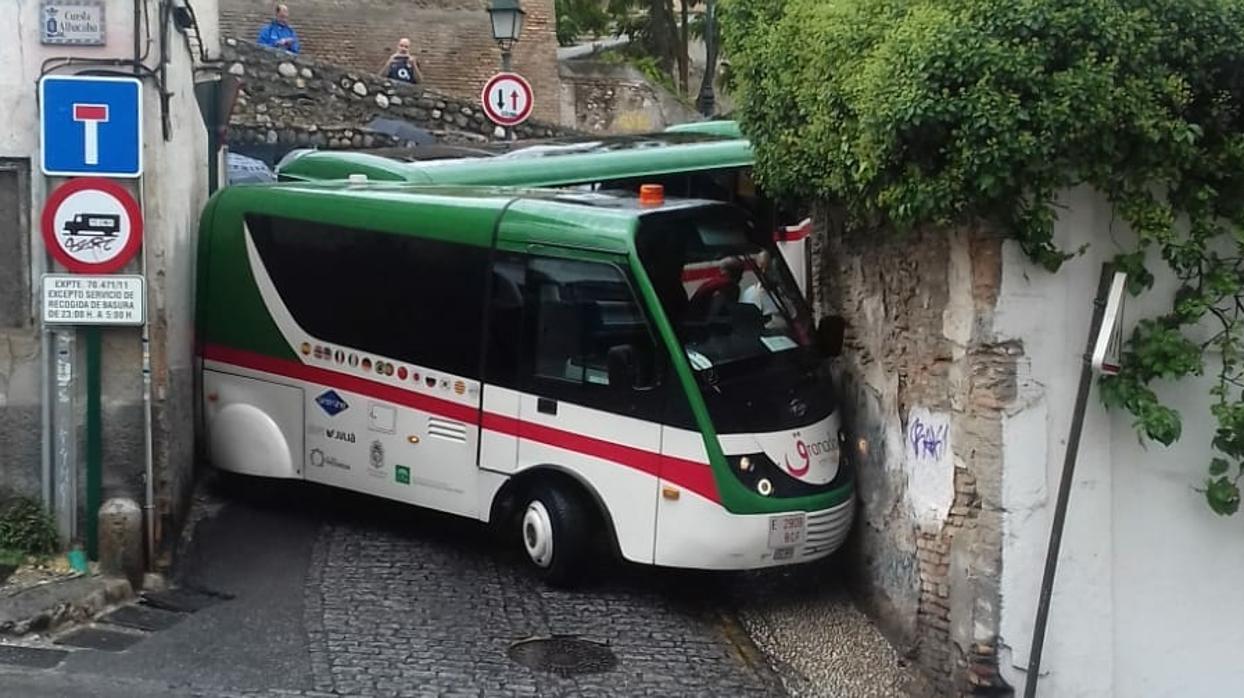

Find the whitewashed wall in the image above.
[
  {"left": 995, "top": 187, "right": 1244, "bottom": 696},
  {"left": 0, "top": 0, "right": 219, "bottom": 544}
]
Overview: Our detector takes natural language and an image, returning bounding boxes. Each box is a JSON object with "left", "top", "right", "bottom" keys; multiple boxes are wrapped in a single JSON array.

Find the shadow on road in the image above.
[{"left": 201, "top": 471, "right": 852, "bottom": 612}]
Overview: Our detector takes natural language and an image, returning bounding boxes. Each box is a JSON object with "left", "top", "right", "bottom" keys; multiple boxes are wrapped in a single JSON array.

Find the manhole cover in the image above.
[
  {"left": 0, "top": 645, "right": 68, "bottom": 669},
  {"left": 507, "top": 636, "right": 618, "bottom": 676}
]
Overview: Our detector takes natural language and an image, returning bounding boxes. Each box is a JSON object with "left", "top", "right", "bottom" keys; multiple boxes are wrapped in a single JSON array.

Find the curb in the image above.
[{"left": 0, "top": 575, "right": 133, "bottom": 638}]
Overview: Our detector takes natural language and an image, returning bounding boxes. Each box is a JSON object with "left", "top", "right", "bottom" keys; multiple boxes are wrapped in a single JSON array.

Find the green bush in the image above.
[
  {"left": 555, "top": 0, "right": 611, "bottom": 46},
  {"left": 722, "top": 0, "right": 1244, "bottom": 515},
  {"left": 0, "top": 496, "right": 60, "bottom": 557}
]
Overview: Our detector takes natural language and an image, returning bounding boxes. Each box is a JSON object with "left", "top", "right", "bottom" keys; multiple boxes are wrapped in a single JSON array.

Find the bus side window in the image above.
[
  {"left": 520, "top": 257, "right": 664, "bottom": 418},
  {"left": 246, "top": 215, "right": 489, "bottom": 379}
]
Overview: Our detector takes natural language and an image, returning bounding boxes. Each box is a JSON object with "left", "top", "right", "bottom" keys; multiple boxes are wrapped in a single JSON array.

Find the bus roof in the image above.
[
  {"left": 206, "top": 182, "right": 723, "bottom": 254},
  {"left": 276, "top": 128, "right": 754, "bottom": 186},
  {"left": 663, "top": 120, "right": 743, "bottom": 138}
]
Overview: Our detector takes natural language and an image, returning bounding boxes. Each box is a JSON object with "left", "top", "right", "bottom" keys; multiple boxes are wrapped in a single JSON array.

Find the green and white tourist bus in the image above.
[{"left": 196, "top": 180, "right": 854, "bottom": 584}]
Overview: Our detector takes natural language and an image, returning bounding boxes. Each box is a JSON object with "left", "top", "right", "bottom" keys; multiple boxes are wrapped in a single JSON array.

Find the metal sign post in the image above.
[
  {"left": 52, "top": 331, "right": 76, "bottom": 543},
  {"left": 39, "top": 73, "right": 145, "bottom": 562}
]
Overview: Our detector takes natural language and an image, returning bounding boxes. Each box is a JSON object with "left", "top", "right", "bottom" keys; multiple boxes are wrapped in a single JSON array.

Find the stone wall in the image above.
[
  {"left": 223, "top": 39, "right": 573, "bottom": 154},
  {"left": 813, "top": 208, "right": 1014, "bottom": 695},
  {"left": 558, "top": 59, "right": 701, "bottom": 134},
  {"left": 219, "top": 0, "right": 562, "bottom": 124}
]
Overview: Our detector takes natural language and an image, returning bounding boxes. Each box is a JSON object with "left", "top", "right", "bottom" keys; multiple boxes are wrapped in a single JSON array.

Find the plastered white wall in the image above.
[
  {"left": 0, "top": 0, "right": 219, "bottom": 527},
  {"left": 996, "top": 186, "right": 1244, "bottom": 696}
]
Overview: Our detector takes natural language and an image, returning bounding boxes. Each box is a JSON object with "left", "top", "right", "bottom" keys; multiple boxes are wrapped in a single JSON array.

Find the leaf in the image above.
[
  {"left": 1205, "top": 477, "right": 1241, "bottom": 516},
  {"left": 1141, "top": 405, "right": 1182, "bottom": 446},
  {"left": 1209, "top": 458, "right": 1230, "bottom": 476}
]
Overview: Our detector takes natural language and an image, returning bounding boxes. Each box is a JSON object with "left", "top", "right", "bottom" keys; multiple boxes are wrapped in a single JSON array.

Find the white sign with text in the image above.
[
  {"left": 41, "top": 0, "right": 106, "bottom": 46},
  {"left": 42, "top": 274, "right": 145, "bottom": 326}
]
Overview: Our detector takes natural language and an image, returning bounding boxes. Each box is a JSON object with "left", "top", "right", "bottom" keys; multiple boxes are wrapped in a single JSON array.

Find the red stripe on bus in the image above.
[
  {"left": 202, "top": 344, "right": 478, "bottom": 423},
  {"left": 481, "top": 413, "right": 719, "bottom": 503},
  {"left": 202, "top": 344, "right": 720, "bottom": 503}
]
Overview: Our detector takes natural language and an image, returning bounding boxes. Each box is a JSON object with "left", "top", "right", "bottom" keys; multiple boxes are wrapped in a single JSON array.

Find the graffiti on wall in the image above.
[
  {"left": 909, "top": 414, "right": 950, "bottom": 463},
  {"left": 905, "top": 408, "right": 955, "bottom": 526}
]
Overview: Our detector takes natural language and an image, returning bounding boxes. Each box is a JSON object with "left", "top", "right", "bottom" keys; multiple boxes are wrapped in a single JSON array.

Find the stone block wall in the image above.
[
  {"left": 220, "top": 0, "right": 562, "bottom": 124},
  {"left": 223, "top": 39, "right": 574, "bottom": 154},
  {"left": 558, "top": 59, "right": 701, "bottom": 133},
  {"left": 813, "top": 206, "right": 1015, "bottom": 696}
]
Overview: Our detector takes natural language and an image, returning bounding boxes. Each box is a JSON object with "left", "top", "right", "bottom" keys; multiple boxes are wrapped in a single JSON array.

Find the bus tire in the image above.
[{"left": 519, "top": 483, "right": 592, "bottom": 587}]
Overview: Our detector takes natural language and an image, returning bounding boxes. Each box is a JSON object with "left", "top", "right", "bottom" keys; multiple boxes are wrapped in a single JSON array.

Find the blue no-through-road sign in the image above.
[{"left": 40, "top": 75, "right": 143, "bottom": 178}]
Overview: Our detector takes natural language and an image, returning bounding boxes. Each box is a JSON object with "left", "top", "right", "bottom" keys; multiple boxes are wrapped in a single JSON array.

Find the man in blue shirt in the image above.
[{"left": 258, "top": 3, "right": 300, "bottom": 54}]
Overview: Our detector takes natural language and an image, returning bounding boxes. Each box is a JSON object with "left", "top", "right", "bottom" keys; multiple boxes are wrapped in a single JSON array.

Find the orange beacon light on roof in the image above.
[{"left": 639, "top": 184, "right": 664, "bottom": 207}]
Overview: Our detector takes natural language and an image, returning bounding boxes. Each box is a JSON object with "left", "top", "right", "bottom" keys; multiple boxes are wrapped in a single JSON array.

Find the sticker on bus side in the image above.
[{"left": 315, "top": 389, "right": 349, "bottom": 416}]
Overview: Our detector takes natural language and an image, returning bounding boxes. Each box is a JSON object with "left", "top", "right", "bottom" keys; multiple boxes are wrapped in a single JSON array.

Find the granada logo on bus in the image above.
[
  {"left": 784, "top": 433, "right": 836, "bottom": 478},
  {"left": 315, "top": 390, "right": 349, "bottom": 417}
]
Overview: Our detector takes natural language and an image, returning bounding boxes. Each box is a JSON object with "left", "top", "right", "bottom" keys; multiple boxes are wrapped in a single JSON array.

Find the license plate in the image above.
[{"left": 768, "top": 514, "right": 806, "bottom": 548}]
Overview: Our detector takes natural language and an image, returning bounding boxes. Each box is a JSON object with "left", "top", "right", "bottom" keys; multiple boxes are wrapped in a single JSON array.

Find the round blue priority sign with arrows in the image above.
[{"left": 481, "top": 72, "right": 534, "bottom": 127}]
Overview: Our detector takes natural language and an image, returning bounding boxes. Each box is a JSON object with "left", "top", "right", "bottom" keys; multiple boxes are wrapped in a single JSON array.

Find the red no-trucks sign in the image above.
[{"left": 41, "top": 178, "right": 144, "bottom": 274}]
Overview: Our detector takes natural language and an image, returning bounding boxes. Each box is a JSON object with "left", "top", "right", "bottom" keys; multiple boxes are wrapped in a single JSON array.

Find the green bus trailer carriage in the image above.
[
  {"left": 273, "top": 127, "right": 753, "bottom": 190},
  {"left": 196, "top": 181, "right": 854, "bottom": 584}
]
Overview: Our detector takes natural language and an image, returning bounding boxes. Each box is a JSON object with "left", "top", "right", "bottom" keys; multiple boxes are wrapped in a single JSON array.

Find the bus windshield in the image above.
[
  {"left": 639, "top": 208, "right": 813, "bottom": 369},
  {"left": 637, "top": 207, "right": 834, "bottom": 433}
]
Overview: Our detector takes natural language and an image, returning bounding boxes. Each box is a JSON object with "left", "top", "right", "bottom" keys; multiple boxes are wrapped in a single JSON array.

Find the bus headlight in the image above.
[{"left": 726, "top": 450, "right": 849, "bottom": 499}]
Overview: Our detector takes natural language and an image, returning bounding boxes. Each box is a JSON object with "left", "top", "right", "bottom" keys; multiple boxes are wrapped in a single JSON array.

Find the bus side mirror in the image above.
[
  {"left": 608, "top": 344, "right": 656, "bottom": 390},
  {"left": 816, "top": 316, "right": 846, "bottom": 357}
]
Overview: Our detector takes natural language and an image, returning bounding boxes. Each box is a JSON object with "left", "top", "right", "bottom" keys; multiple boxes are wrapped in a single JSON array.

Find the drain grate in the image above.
[
  {"left": 101, "top": 604, "right": 186, "bottom": 632},
  {"left": 507, "top": 636, "right": 618, "bottom": 677},
  {"left": 0, "top": 644, "right": 69, "bottom": 669},
  {"left": 55, "top": 626, "right": 145, "bottom": 652}
]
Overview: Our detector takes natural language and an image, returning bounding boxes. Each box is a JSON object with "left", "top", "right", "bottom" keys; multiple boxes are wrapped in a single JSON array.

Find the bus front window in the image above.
[
  {"left": 641, "top": 211, "right": 813, "bottom": 370},
  {"left": 637, "top": 206, "right": 833, "bottom": 434}
]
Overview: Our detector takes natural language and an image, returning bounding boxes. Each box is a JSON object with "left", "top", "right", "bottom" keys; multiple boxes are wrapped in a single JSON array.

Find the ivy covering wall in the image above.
[{"left": 721, "top": 0, "right": 1244, "bottom": 516}]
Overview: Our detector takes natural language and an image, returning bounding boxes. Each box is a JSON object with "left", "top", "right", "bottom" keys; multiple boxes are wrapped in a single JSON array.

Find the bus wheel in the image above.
[{"left": 519, "top": 484, "right": 591, "bottom": 587}]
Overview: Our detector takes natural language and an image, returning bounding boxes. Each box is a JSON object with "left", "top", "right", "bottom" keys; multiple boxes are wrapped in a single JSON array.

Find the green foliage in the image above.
[
  {"left": 631, "top": 54, "right": 678, "bottom": 94},
  {"left": 0, "top": 496, "right": 59, "bottom": 557},
  {"left": 722, "top": 0, "right": 1244, "bottom": 516},
  {"left": 555, "top": 0, "right": 611, "bottom": 46},
  {"left": 554, "top": 1, "right": 686, "bottom": 81}
]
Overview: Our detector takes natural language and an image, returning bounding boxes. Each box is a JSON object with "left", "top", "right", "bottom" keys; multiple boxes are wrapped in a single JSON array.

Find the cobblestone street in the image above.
[
  {"left": 6, "top": 482, "right": 898, "bottom": 697},
  {"left": 301, "top": 505, "right": 782, "bottom": 697}
]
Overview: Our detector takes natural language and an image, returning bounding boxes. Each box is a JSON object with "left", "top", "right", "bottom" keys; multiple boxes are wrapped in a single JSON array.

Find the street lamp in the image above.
[{"left": 487, "top": 0, "right": 526, "bottom": 72}]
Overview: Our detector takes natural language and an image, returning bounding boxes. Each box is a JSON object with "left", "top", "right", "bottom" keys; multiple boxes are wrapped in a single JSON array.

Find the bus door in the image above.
[{"left": 487, "top": 252, "right": 666, "bottom": 564}]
